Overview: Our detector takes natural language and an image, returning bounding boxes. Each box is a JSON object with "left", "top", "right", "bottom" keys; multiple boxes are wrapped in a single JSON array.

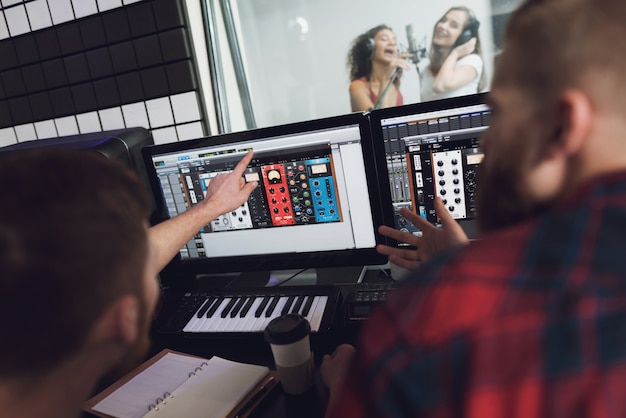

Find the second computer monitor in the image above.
[{"left": 369, "top": 93, "right": 491, "bottom": 240}]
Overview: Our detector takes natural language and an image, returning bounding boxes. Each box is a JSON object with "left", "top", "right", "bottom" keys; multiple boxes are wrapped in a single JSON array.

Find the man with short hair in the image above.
[
  {"left": 322, "top": 0, "right": 626, "bottom": 416},
  {"left": 0, "top": 149, "right": 255, "bottom": 418}
]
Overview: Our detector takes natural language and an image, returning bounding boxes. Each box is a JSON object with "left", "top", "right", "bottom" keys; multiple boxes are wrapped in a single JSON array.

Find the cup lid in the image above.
[{"left": 264, "top": 313, "right": 311, "bottom": 345}]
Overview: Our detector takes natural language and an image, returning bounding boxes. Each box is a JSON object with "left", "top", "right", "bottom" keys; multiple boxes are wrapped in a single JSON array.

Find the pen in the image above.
[{"left": 234, "top": 376, "right": 277, "bottom": 418}]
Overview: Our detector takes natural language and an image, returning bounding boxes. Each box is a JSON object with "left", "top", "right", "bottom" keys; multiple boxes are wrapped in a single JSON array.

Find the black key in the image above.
[
  {"left": 240, "top": 296, "right": 256, "bottom": 317},
  {"left": 301, "top": 296, "right": 314, "bottom": 316},
  {"left": 230, "top": 296, "right": 248, "bottom": 318},
  {"left": 281, "top": 296, "right": 295, "bottom": 315},
  {"left": 255, "top": 296, "right": 270, "bottom": 317},
  {"left": 220, "top": 297, "right": 238, "bottom": 318},
  {"left": 265, "top": 296, "right": 280, "bottom": 318},
  {"left": 196, "top": 297, "right": 214, "bottom": 318},
  {"left": 207, "top": 296, "right": 224, "bottom": 318},
  {"left": 291, "top": 295, "right": 304, "bottom": 314}
]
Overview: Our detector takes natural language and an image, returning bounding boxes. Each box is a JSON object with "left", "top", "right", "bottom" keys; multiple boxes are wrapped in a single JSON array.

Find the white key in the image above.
[
  {"left": 307, "top": 296, "right": 328, "bottom": 332},
  {"left": 200, "top": 298, "right": 231, "bottom": 332}
]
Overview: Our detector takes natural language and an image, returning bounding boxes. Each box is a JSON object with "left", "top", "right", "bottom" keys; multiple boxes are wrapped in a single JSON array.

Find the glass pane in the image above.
[{"left": 229, "top": 0, "right": 521, "bottom": 128}]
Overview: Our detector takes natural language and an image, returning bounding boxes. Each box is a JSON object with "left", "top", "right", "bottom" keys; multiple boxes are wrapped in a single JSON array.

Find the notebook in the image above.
[{"left": 84, "top": 349, "right": 279, "bottom": 418}]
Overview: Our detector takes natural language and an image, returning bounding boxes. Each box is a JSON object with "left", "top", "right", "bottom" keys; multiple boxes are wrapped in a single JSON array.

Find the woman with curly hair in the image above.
[{"left": 347, "top": 24, "right": 411, "bottom": 112}]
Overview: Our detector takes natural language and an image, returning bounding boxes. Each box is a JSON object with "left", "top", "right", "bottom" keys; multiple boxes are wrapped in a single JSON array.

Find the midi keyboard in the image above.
[{"left": 154, "top": 285, "right": 341, "bottom": 337}]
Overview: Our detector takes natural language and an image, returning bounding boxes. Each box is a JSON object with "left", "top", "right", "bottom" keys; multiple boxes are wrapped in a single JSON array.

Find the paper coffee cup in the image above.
[{"left": 264, "top": 313, "right": 314, "bottom": 395}]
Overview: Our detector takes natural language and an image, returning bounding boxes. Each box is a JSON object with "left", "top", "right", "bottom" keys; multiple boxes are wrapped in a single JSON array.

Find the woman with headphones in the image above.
[
  {"left": 347, "top": 25, "right": 412, "bottom": 112},
  {"left": 420, "top": 6, "right": 486, "bottom": 102}
]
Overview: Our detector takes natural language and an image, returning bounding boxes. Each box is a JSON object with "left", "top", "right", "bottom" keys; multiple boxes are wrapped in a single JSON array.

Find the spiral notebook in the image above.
[{"left": 84, "top": 349, "right": 279, "bottom": 418}]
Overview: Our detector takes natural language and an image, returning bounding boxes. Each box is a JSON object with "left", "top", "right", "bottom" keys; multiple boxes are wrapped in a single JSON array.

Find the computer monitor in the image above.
[
  {"left": 369, "top": 93, "right": 491, "bottom": 241},
  {"left": 142, "top": 113, "right": 390, "bottom": 285}
]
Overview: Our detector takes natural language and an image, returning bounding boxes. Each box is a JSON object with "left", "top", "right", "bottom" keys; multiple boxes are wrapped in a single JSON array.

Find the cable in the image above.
[{"left": 269, "top": 268, "right": 310, "bottom": 287}]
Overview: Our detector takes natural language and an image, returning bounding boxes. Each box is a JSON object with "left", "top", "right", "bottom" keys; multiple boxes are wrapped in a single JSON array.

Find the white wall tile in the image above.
[
  {"left": 171, "top": 92, "right": 201, "bottom": 124},
  {"left": 0, "top": 128, "right": 17, "bottom": 147},
  {"left": 146, "top": 97, "right": 174, "bottom": 128},
  {"left": 55, "top": 116, "right": 80, "bottom": 136},
  {"left": 1, "top": 0, "right": 23, "bottom": 7},
  {"left": 76, "top": 112, "right": 102, "bottom": 133},
  {"left": 26, "top": 0, "right": 53, "bottom": 31},
  {"left": 176, "top": 122, "right": 204, "bottom": 141},
  {"left": 34, "top": 120, "right": 58, "bottom": 139},
  {"left": 48, "top": 0, "right": 75, "bottom": 25},
  {"left": 121, "top": 102, "right": 150, "bottom": 129},
  {"left": 0, "top": 12, "right": 9, "bottom": 40},
  {"left": 15, "top": 124, "right": 37, "bottom": 142},
  {"left": 5, "top": 5, "right": 30, "bottom": 36},
  {"left": 96, "top": 0, "right": 123, "bottom": 12},
  {"left": 99, "top": 107, "right": 124, "bottom": 130},
  {"left": 72, "top": 0, "right": 98, "bottom": 18},
  {"left": 151, "top": 127, "right": 178, "bottom": 145}
]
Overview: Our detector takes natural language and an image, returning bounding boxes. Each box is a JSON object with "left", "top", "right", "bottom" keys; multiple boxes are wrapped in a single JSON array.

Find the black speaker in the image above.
[{"left": 0, "top": 127, "right": 155, "bottom": 210}]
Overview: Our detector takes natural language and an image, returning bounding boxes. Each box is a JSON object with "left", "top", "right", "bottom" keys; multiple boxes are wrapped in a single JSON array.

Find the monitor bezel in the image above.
[{"left": 142, "top": 112, "right": 391, "bottom": 282}]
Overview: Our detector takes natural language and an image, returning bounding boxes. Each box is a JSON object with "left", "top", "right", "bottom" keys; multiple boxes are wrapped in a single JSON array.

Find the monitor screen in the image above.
[
  {"left": 142, "top": 113, "right": 390, "bottom": 280},
  {"left": 369, "top": 93, "right": 490, "bottom": 241}
]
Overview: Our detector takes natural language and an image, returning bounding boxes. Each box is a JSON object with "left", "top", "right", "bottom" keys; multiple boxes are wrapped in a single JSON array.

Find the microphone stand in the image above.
[
  {"left": 372, "top": 43, "right": 426, "bottom": 111},
  {"left": 372, "top": 68, "right": 401, "bottom": 110}
]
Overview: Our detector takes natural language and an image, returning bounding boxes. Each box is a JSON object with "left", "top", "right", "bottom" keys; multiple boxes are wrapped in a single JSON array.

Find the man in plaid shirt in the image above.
[{"left": 321, "top": 0, "right": 626, "bottom": 416}]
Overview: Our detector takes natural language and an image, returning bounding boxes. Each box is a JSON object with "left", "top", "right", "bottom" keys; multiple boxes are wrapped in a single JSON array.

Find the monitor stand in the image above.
[{"left": 197, "top": 265, "right": 368, "bottom": 289}]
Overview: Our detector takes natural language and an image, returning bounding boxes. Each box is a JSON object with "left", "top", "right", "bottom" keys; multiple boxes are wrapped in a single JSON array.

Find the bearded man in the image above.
[{"left": 321, "top": 0, "right": 626, "bottom": 416}]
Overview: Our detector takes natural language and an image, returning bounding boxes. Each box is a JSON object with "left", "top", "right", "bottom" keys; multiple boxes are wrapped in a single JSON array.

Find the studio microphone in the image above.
[{"left": 405, "top": 24, "right": 426, "bottom": 64}]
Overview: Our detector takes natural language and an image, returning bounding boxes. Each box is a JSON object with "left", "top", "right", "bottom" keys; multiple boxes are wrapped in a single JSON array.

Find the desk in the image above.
[{"left": 83, "top": 266, "right": 395, "bottom": 418}]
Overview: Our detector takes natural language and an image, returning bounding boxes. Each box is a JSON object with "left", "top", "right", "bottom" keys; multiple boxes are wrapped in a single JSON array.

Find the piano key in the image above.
[
  {"left": 254, "top": 295, "right": 270, "bottom": 317},
  {"left": 270, "top": 297, "right": 288, "bottom": 319},
  {"left": 281, "top": 295, "right": 295, "bottom": 315},
  {"left": 291, "top": 295, "right": 305, "bottom": 314},
  {"left": 219, "top": 296, "right": 277, "bottom": 332},
  {"left": 307, "top": 296, "right": 328, "bottom": 331},
  {"left": 240, "top": 297, "right": 255, "bottom": 317},
  {"left": 188, "top": 298, "right": 229, "bottom": 332},
  {"left": 265, "top": 296, "right": 280, "bottom": 317},
  {"left": 301, "top": 295, "right": 314, "bottom": 316},
  {"left": 181, "top": 291, "right": 331, "bottom": 333},
  {"left": 230, "top": 296, "right": 248, "bottom": 318},
  {"left": 240, "top": 297, "right": 279, "bottom": 332},
  {"left": 195, "top": 297, "right": 213, "bottom": 318},
  {"left": 220, "top": 297, "right": 238, "bottom": 318},
  {"left": 182, "top": 313, "right": 202, "bottom": 331},
  {"left": 238, "top": 298, "right": 266, "bottom": 331},
  {"left": 206, "top": 296, "right": 224, "bottom": 318}
]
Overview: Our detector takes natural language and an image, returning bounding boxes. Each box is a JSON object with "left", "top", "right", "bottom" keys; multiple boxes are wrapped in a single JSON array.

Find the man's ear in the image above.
[
  {"left": 527, "top": 89, "right": 593, "bottom": 201},
  {"left": 91, "top": 295, "right": 140, "bottom": 345},
  {"left": 557, "top": 89, "right": 593, "bottom": 156},
  {"left": 114, "top": 295, "right": 140, "bottom": 344}
]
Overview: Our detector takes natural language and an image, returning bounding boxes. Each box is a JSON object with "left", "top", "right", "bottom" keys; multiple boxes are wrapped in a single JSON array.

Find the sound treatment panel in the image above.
[{"left": 0, "top": 0, "right": 207, "bottom": 147}]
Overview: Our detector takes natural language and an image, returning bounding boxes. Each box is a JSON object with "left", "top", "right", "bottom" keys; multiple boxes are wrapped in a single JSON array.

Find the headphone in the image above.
[
  {"left": 453, "top": 10, "right": 480, "bottom": 48},
  {"left": 366, "top": 37, "right": 376, "bottom": 60}
]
